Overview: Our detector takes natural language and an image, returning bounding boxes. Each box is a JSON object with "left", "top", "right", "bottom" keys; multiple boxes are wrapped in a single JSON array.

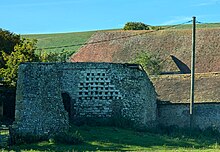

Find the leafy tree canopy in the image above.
[
  {"left": 123, "top": 22, "right": 150, "bottom": 30},
  {"left": 0, "top": 38, "right": 39, "bottom": 86},
  {"left": 0, "top": 29, "right": 21, "bottom": 68},
  {"left": 0, "top": 28, "right": 76, "bottom": 87}
]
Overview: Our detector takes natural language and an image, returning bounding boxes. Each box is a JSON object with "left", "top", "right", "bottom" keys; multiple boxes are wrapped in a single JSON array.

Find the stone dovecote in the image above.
[{"left": 12, "top": 62, "right": 157, "bottom": 137}]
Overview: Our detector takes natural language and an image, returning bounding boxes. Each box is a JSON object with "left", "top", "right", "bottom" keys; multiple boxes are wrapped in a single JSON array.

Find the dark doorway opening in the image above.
[{"left": 61, "top": 92, "right": 71, "bottom": 118}]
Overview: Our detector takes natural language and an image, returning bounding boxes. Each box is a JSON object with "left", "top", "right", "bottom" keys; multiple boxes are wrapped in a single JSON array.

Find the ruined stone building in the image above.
[
  {"left": 12, "top": 62, "right": 220, "bottom": 138},
  {"left": 12, "top": 62, "right": 156, "bottom": 136}
]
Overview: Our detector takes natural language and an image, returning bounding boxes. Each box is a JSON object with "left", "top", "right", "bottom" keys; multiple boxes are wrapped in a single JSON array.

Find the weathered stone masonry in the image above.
[
  {"left": 13, "top": 62, "right": 157, "bottom": 136},
  {"left": 158, "top": 102, "right": 220, "bottom": 130}
]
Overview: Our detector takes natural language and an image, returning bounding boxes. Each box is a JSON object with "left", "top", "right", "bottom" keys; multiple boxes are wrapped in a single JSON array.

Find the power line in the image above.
[
  {"left": 36, "top": 19, "right": 220, "bottom": 62},
  {"left": 35, "top": 20, "right": 193, "bottom": 51},
  {"left": 162, "top": 20, "right": 192, "bottom": 29}
]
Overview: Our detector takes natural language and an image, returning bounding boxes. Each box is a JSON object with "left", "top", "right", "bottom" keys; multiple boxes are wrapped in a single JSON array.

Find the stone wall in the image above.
[
  {"left": 13, "top": 64, "right": 69, "bottom": 137},
  {"left": 157, "top": 102, "right": 220, "bottom": 130},
  {"left": 13, "top": 62, "right": 157, "bottom": 137}
]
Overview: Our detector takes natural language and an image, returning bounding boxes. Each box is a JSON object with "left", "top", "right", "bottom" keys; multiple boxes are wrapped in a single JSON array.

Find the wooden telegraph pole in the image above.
[{"left": 190, "top": 16, "right": 196, "bottom": 128}]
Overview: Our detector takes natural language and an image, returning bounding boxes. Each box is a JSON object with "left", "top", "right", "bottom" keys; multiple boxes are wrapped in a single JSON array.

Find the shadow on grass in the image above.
[
  {"left": 6, "top": 126, "right": 220, "bottom": 151},
  {"left": 8, "top": 142, "right": 129, "bottom": 152}
]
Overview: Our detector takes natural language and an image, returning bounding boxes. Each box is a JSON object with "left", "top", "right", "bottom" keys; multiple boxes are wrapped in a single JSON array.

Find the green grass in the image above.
[
  {"left": 3, "top": 125, "right": 220, "bottom": 151},
  {"left": 163, "top": 22, "right": 220, "bottom": 30},
  {"left": 21, "top": 22, "right": 220, "bottom": 55},
  {"left": 22, "top": 31, "right": 96, "bottom": 54}
]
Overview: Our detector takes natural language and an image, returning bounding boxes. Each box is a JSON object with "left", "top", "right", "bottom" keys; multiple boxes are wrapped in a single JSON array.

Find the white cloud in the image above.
[{"left": 193, "top": 0, "right": 220, "bottom": 6}]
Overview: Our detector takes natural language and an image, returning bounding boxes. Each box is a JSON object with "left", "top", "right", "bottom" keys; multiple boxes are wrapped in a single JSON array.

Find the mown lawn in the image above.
[{"left": 2, "top": 125, "right": 220, "bottom": 152}]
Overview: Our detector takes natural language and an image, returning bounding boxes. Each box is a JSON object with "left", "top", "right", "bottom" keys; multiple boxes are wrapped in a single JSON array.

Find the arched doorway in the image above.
[{"left": 61, "top": 92, "right": 71, "bottom": 118}]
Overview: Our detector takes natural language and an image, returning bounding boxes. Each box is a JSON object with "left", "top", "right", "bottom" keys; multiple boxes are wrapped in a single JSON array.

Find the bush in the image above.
[
  {"left": 132, "top": 51, "right": 163, "bottom": 75},
  {"left": 53, "top": 131, "right": 83, "bottom": 145},
  {"left": 149, "top": 26, "right": 165, "bottom": 31},
  {"left": 39, "top": 50, "right": 75, "bottom": 62},
  {"left": 123, "top": 22, "right": 149, "bottom": 30}
]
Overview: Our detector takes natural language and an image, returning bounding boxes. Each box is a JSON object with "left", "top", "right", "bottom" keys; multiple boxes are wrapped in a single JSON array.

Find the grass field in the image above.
[
  {"left": 22, "top": 31, "right": 96, "bottom": 54},
  {"left": 2, "top": 125, "right": 220, "bottom": 152},
  {"left": 166, "top": 22, "right": 220, "bottom": 30},
  {"left": 22, "top": 22, "right": 220, "bottom": 56}
]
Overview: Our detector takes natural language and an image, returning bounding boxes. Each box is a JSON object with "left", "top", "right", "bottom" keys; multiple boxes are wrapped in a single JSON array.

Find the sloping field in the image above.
[
  {"left": 151, "top": 72, "right": 220, "bottom": 103},
  {"left": 70, "top": 28, "right": 220, "bottom": 73},
  {"left": 22, "top": 31, "right": 96, "bottom": 53}
]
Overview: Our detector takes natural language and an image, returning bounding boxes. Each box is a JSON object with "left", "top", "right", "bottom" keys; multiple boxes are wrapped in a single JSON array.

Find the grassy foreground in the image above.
[{"left": 2, "top": 125, "right": 220, "bottom": 152}]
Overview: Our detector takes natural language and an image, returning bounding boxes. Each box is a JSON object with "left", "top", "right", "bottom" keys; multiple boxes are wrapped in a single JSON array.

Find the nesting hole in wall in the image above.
[{"left": 78, "top": 71, "right": 122, "bottom": 101}]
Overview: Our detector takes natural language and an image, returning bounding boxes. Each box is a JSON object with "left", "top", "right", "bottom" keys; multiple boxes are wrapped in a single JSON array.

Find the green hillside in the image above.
[
  {"left": 22, "top": 31, "right": 96, "bottom": 54},
  {"left": 21, "top": 23, "right": 220, "bottom": 55},
  {"left": 162, "top": 22, "right": 220, "bottom": 30}
]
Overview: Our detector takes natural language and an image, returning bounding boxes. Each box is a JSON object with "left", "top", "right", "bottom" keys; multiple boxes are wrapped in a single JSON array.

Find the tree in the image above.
[
  {"left": 132, "top": 52, "right": 162, "bottom": 75},
  {"left": 0, "top": 29, "right": 20, "bottom": 68},
  {"left": 123, "top": 22, "right": 149, "bottom": 30},
  {"left": 0, "top": 38, "right": 39, "bottom": 86},
  {"left": 39, "top": 49, "right": 75, "bottom": 62}
]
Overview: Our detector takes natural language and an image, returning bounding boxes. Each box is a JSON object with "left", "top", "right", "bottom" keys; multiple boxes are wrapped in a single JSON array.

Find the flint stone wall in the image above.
[
  {"left": 158, "top": 102, "right": 220, "bottom": 131},
  {"left": 13, "top": 62, "right": 157, "bottom": 136}
]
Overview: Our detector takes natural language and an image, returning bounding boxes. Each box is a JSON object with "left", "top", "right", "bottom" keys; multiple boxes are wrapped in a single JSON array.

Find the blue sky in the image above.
[{"left": 0, "top": 0, "right": 220, "bottom": 34}]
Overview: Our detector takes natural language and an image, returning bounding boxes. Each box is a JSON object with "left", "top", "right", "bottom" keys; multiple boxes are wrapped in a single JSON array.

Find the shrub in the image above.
[
  {"left": 149, "top": 26, "right": 165, "bottom": 31},
  {"left": 123, "top": 22, "right": 149, "bottom": 30},
  {"left": 39, "top": 50, "right": 75, "bottom": 62},
  {"left": 132, "top": 51, "right": 163, "bottom": 75}
]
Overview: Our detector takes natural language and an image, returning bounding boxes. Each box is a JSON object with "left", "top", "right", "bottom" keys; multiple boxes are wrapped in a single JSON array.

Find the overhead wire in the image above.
[
  {"left": 36, "top": 20, "right": 220, "bottom": 62},
  {"left": 35, "top": 20, "right": 193, "bottom": 51},
  {"left": 34, "top": 20, "right": 220, "bottom": 72}
]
